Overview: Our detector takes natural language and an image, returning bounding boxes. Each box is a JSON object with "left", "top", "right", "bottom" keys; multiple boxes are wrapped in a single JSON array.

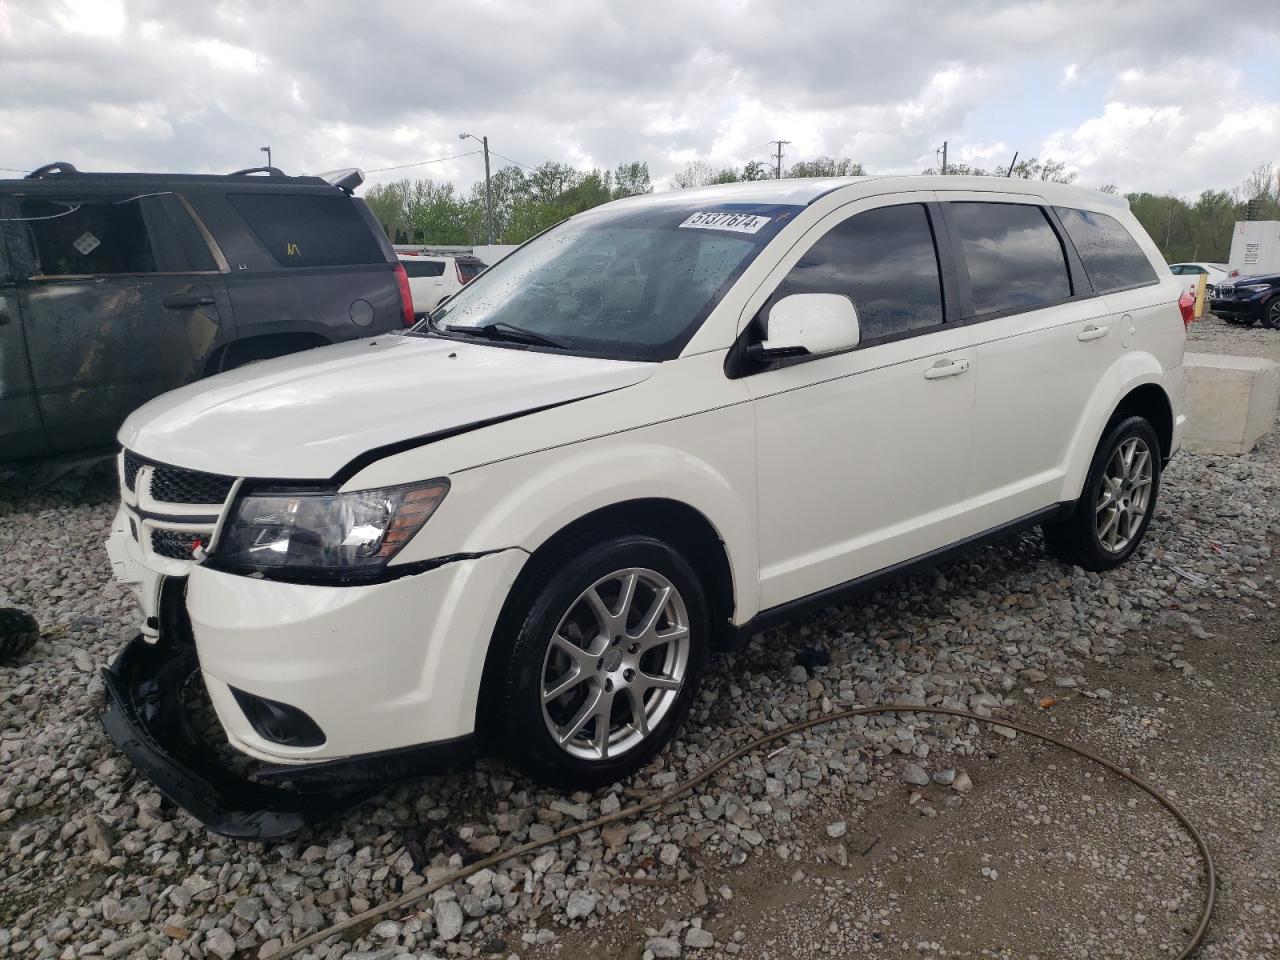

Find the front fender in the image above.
[
  {"left": 1058, "top": 351, "right": 1173, "bottom": 504},
  {"left": 392, "top": 403, "right": 761, "bottom": 622}
]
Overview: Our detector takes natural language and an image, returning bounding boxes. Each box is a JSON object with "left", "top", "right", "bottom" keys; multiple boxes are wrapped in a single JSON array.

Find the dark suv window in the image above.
[
  {"left": 1054, "top": 206, "right": 1158, "bottom": 293},
  {"left": 771, "top": 203, "right": 944, "bottom": 342},
  {"left": 402, "top": 259, "right": 445, "bottom": 278},
  {"left": 228, "top": 193, "right": 384, "bottom": 268},
  {"left": 21, "top": 198, "right": 158, "bottom": 276},
  {"left": 949, "top": 202, "right": 1071, "bottom": 315}
]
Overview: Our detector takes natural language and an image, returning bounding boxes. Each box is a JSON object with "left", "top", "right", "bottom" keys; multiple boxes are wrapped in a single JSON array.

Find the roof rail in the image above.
[
  {"left": 227, "top": 165, "right": 288, "bottom": 178},
  {"left": 25, "top": 161, "right": 79, "bottom": 180}
]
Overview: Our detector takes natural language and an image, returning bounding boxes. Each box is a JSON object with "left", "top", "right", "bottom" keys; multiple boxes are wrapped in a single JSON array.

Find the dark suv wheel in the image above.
[
  {"left": 1042, "top": 415, "right": 1162, "bottom": 571},
  {"left": 1263, "top": 295, "right": 1280, "bottom": 330},
  {"left": 491, "top": 534, "right": 709, "bottom": 789}
]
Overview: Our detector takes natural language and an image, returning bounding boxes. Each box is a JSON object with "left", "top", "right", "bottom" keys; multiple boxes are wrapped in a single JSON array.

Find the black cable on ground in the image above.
[{"left": 267, "top": 706, "right": 1216, "bottom": 959}]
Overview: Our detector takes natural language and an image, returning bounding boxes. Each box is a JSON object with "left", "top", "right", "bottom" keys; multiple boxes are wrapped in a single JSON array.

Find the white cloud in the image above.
[
  {"left": 1041, "top": 60, "right": 1280, "bottom": 194},
  {"left": 0, "top": 0, "right": 1276, "bottom": 198}
]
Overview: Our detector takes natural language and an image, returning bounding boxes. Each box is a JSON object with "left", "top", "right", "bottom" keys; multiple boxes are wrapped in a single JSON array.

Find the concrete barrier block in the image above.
[{"left": 1183, "top": 352, "right": 1280, "bottom": 456}]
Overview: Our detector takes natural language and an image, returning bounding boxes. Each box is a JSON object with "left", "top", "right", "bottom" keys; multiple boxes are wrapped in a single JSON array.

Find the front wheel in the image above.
[
  {"left": 1043, "top": 415, "right": 1162, "bottom": 571},
  {"left": 1262, "top": 296, "right": 1280, "bottom": 330},
  {"left": 491, "top": 535, "right": 709, "bottom": 789}
]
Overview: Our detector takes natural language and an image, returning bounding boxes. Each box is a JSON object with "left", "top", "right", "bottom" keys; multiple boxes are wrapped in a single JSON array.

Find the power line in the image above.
[
  {"left": 365, "top": 150, "right": 482, "bottom": 174},
  {"left": 489, "top": 150, "right": 534, "bottom": 170}
]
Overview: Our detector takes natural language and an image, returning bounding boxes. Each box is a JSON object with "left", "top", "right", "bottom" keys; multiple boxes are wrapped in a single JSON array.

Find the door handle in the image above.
[
  {"left": 923, "top": 358, "right": 970, "bottom": 380},
  {"left": 162, "top": 292, "right": 215, "bottom": 309},
  {"left": 1078, "top": 323, "right": 1110, "bottom": 342}
]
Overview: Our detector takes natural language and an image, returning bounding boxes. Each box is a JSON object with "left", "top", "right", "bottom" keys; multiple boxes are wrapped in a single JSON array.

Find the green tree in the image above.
[
  {"left": 612, "top": 161, "right": 652, "bottom": 198},
  {"left": 786, "top": 156, "right": 865, "bottom": 178},
  {"left": 672, "top": 160, "right": 716, "bottom": 189}
]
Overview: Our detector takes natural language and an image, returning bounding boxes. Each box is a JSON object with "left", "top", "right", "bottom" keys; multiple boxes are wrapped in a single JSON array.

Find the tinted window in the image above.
[
  {"left": 1055, "top": 206, "right": 1158, "bottom": 293},
  {"left": 771, "top": 203, "right": 943, "bottom": 342},
  {"left": 20, "top": 197, "right": 158, "bottom": 276},
  {"left": 228, "top": 193, "right": 384, "bottom": 267},
  {"left": 950, "top": 202, "right": 1071, "bottom": 315},
  {"left": 138, "top": 194, "right": 217, "bottom": 272},
  {"left": 402, "top": 259, "right": 445, "bottom": 278},
  {"left": 457, "top": 259, "right": 485, "bottom": 281}
]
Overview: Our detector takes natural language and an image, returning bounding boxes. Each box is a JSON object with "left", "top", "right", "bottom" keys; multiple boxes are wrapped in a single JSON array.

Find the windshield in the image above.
[{"left": 422, "top": 201, "right": 801, "bottom": 361}]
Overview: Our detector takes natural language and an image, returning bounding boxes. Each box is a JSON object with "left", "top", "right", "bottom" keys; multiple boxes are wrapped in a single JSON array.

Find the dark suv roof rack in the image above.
[
  {"left": 12, "top": 162, "right": 364, "bottom": 193},
  {"left": 226, "top": 165, "right": 289, "bottom": 177},
  {"left": 25, "top": 161, "right": 80, "bottom": 179}
]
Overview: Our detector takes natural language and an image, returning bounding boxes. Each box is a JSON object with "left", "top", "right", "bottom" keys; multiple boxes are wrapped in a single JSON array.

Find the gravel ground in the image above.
[{"left": 1, "top": 317, "right": 1278, "bottom": 960}]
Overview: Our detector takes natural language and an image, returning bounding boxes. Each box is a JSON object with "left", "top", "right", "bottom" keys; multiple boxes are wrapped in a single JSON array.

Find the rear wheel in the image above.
[
  {"left": 492, "top": 535, "right": 709, "bottom": 789},
  {"left": 1043, "top": 416, "right": 1161, "bottom": 571}
]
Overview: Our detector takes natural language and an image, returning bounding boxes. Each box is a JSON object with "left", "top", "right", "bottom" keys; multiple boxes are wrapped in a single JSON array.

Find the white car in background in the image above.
[
  {"left": 1168, "top": 261, "right": 1228, "bottom": 297},
  {"left": 103, "top": 175, "right": 1188, "bottom": 838},
  {"left": 399, "top": 252, "right": 486, "bottom": 315}
]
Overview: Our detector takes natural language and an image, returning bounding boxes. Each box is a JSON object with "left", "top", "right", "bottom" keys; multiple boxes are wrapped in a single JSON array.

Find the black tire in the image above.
[
  {"left": 1262, "top": 295, "right": 1280, "bottom": 331},
  {"left": 490, "top": 534, "right": 709, "bottom": 790},
  {"left": 1042, "top": 415, "right": 1162, "bottom": 572}
]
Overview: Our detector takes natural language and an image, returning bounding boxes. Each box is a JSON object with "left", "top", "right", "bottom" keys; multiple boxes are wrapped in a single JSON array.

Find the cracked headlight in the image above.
[{"left": 215, "top": 480, "right": 449, "bottom": 580}]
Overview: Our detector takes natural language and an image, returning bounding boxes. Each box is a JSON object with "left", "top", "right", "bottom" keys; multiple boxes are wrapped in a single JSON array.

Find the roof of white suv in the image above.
[{"left": 617, "top": 175, "right": 1130, "bottom": 211}]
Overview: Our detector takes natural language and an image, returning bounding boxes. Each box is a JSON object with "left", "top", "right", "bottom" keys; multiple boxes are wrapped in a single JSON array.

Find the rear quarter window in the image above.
[
  {"left": 228, "top": 193, "right": 384, "bottom": 268},
  {"left": 1054, "top": 206, "right": 1158, "bottom": 293}
]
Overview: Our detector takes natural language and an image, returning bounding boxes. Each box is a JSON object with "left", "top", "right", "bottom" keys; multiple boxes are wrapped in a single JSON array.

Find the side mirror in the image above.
[{"left": 752, "top": 293, "right": 860, "bottom": 362}]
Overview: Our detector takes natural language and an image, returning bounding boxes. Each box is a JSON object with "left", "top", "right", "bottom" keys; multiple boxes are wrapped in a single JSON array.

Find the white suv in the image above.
[
  {"left": 399, "top": 252, "right": 485, "bottom": 316},
  {"left": 103, "top": 176, "right": 1187, "bottom": 837}
]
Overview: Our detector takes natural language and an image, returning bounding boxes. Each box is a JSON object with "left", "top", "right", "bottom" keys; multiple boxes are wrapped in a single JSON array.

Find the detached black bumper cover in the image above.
[{"left": 99, "top": 634, "right": 475, "bottom": 841}]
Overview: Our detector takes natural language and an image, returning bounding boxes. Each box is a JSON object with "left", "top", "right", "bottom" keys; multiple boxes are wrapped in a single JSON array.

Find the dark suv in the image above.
[
  {"left": 1209, "top": 273, "right": 1280, "bottom": 329},
  {"left": 0, "top": 162, "right": 413, "bottom": 460}
]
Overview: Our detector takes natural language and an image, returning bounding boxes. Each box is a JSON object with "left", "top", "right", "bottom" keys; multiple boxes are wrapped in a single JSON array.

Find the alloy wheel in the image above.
[
  {"left": 540, "top": 567, "right": 690, "bottom": 762},
  {"left": 1096, "top": 436, "right": 1154, "bottom": 553},
  {"left": 1267, "top": 298, "right": 1280, "bottom": 330}
]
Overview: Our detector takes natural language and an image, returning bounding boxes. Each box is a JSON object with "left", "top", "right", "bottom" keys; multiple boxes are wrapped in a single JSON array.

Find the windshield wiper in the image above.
[{"left": 444, "top": 322, "right": 570, "bottom": 349}]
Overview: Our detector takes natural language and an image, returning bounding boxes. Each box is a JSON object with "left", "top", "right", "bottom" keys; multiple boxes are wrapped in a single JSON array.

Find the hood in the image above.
[
  {"left": 120, "top": 334, "right": 655, "bottom": 479},
  {"left": 1230, "top": 273, "right": 1279, "bottom": 286}
]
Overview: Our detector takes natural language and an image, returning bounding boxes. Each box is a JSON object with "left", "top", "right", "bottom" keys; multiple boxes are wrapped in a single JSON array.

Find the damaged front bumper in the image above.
[{"left": 99, "top": 631, "right": 475, "bottom": 841}]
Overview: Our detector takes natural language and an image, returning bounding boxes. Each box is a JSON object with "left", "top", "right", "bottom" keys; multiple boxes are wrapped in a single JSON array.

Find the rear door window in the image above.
[
  {"left": 770, "top": 203, "right": 944, "bottom": 343},
  {"left": 1054, "top": 206, "right": 1159, "bottom": 293},
  {"left": 949, "top": 202, "right": 1072, "bottom": 316},
  {"left": 228, "top": 193, "right": 384, "bottom": 267},
  {"left": 457, "top": 259, "right": 485, "bottom": 282},
  {"left": 19, "top": 197, "right": 158, "bottom": 276},
  {"left": 402, "top": 259, "right": 445, "bottom": 278}
]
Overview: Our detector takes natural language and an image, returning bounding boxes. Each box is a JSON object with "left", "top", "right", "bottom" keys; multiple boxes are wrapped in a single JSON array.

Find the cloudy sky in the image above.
[{"left": 2, "top": 0, "right": 1278, "bottom": 199}]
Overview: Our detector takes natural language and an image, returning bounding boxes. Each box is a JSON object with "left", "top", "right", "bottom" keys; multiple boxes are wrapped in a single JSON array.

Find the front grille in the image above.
[
  {"left": 122, "top": 450, "right": 143, "bottom": 492},
  {"left": 1217, "top": 284, "right": 1234, "bottom": 298},
  {"left": 149, "top": 464, "right": 236, "bottom": 505},
  {"left": 121, "top": 450, "right": 236, "bottom": 505},
  {"left": 151, "top": 529, "right": 207, "bottom": 560}
]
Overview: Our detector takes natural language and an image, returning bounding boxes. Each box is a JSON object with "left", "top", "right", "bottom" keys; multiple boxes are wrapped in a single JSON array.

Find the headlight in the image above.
[
  {"left": 215, "top": 479, "right": 449, "bottom": 579},
  {"left": 1238, "top": 283, "right": 1272, "bottom": 295}
]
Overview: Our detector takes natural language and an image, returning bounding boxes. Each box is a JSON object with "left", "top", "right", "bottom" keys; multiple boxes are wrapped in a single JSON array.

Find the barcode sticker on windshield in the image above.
[{"left": 678, "top": 211, "right": 771, "bottom": 234}]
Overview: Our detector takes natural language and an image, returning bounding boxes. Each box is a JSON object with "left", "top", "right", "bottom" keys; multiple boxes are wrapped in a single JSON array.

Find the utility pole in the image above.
[
  {"left": 1006, "top": 151, "right": 1018, "bottom": 178},
  {"left": 940, "top": 140, "right": 947, "bottom": 176},
  {"left": 768, "top": 139, "right": 790, "bottom": 179},
  {"left": 459, "top": 132, "right": 495, "bottom": 245},
  {"left": 260, "top": 145, "right": 272, "bottom": 169}
]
